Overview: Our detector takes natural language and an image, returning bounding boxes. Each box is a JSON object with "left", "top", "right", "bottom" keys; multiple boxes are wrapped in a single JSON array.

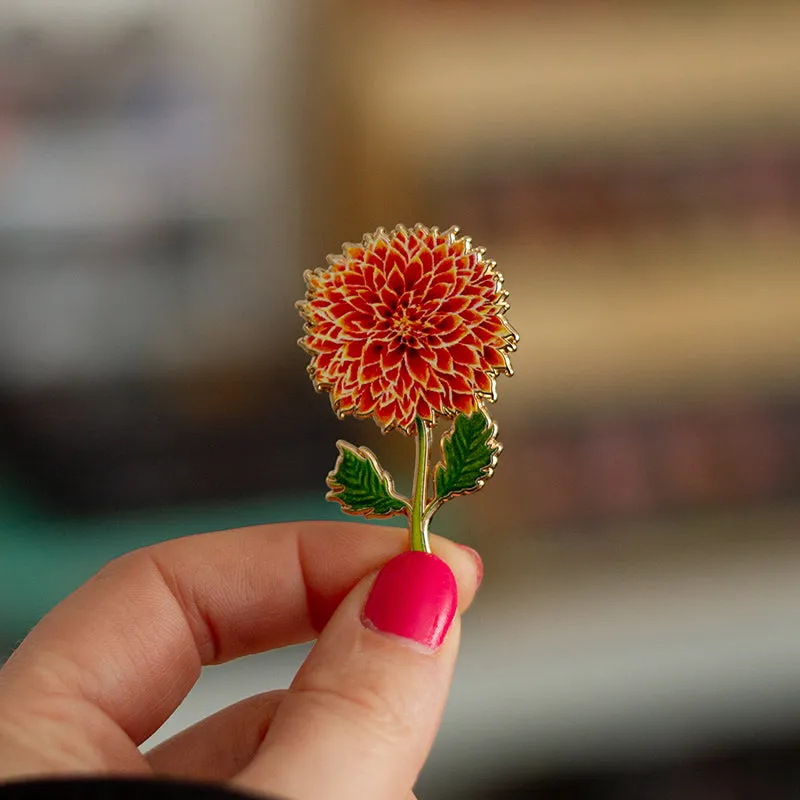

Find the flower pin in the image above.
[{"left": 298, "top": 224, "right": 517, "bottom": 552}]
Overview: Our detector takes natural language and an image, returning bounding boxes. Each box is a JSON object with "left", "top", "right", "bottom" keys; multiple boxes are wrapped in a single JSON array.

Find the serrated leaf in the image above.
[
  {"left": 434, "top": 408, "right": 500, "bottom": 501},
  {"left": 326, "top": 442, "right": 408, "bottom": 518}
]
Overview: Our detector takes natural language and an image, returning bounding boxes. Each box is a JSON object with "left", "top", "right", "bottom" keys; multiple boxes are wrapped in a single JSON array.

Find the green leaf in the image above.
[
  {"left": 434, "top": 408, "right": 500, "bottom": 501},
  {"left": 326, "top": 442, "right": 408, "bottom": 518}
]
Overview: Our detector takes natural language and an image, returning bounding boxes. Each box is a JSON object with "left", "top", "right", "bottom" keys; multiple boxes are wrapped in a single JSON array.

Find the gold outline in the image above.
[
  {"left": 325, "top": 440, "right": 411, "bottom": 519},
  {"left": 423, "top": 402, "right": 502, "bottom": 526},
  {"left": 298, "top": 223, "right": 517, "bottom": 436}
]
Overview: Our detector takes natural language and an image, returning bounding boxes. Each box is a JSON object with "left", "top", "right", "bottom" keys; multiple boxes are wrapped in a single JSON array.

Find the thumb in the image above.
[{"left": 233, "top": 547, "right": 480, "bottom": 800}]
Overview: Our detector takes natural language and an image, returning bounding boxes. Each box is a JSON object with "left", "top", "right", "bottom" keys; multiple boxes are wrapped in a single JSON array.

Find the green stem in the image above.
[{"left": 410, "top": 416, "right": 431, "bottom": 552}]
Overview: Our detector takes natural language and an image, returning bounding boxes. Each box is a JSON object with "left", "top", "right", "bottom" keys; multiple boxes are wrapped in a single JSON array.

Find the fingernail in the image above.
[
  {"left": 458, "top": 544, "right": 483, "bottom": 588},
  {"left": 363, "top": 551, "right": 458, "bottom": 651}
]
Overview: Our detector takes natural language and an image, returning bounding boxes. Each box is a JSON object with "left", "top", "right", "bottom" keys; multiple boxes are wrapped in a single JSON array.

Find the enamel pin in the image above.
[{"left": 298, "top": 224, "right": 517, "bottom": 552}]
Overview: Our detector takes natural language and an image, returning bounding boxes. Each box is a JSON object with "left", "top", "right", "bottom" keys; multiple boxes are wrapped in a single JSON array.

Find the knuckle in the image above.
[
  {"left": 294, "top": 668, "right": 416, "bottom": 746},
  {"left": 87, "top": 546, "right": 221, "bottom": 666},
  {"left": 0, "top": 693, "right": 111, "bottom": 774},
  {"left": 93, "top": 548, "right": 150, "bottom": 586}
]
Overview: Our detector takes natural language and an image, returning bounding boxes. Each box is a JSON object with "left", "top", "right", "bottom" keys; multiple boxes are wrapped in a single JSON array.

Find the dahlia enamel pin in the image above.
[{"left": 298, "top": 224, "right": 517, "bottom": 552}]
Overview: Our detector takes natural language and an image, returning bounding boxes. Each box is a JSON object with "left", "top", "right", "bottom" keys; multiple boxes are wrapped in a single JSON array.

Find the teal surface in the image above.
[{"left": 0, "top": 477, "right": 401, "bottom": 645}]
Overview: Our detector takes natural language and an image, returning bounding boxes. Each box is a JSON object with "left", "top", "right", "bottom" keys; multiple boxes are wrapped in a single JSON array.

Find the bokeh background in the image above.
[{"left": 2, "top": 1, "right": 800, "bottom": 797}]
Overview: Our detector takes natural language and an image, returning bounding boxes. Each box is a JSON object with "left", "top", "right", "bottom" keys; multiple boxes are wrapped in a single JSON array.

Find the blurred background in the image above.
[{"left": 2, "top": 0, "right": 800, "bottom": 796}]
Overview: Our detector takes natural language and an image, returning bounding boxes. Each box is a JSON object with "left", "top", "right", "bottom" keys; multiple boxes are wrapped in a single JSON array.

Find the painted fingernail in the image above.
[
  {"left": 458, "top": 544, "right": 484, "bottom": 588},
  {"left": 363, "top": 551, "right": 458, "bottom": 651}
]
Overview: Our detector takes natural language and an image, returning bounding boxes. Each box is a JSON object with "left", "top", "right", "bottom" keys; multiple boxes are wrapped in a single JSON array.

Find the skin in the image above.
[{"left": 0, "top": 522, "right": 481, "bottom": 800}]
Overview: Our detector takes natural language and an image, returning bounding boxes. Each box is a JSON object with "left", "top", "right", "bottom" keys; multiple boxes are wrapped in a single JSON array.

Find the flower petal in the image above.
[
  {"left": 474, "top": 369, "right": 494, "bottom": 393},
  {"left": 444, "top": 372, "right": 473, "bottom": 396},
  {"left": 363, "top": 341, "right": 382, "bottom": 365},
  {"left": 360, "top": 362, "right": 382, "bottom": 382},
  {"left": 484, "top": 346, "right": 509, "bottom": 370},
  {"left": 434, "top": 347, "right": 455, "bottom": 374},
  {"left": 301, "top": 224, "right": 514, "bottom": 432},
  {"left": 439, "top": 295, "right": 472, "bottom": 315},
  {"left": 452, "top": 392, "right": 477, "bottom": 415},
  {"left": 449, "top": 342, "right": 481, "bottom": 368},
  {"left": 405, "top": 349, "right": 430, "bottom": 383},
  {"left": 425, "top": 281, "right": 449, "bottom": 302},
  {"left": 416, "top": 396, "right": 434, "bottom": 423},
  {"left": 382, "top": 342, "right": 404, "bottom": 370},
  {"left": 404, "top": 257, "right": 424, "bottom": 290}
]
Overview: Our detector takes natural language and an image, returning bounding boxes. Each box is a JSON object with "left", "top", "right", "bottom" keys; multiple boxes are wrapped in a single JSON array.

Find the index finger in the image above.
[{"left": 0, "top": 522, "right": 479, "bottom": 746}]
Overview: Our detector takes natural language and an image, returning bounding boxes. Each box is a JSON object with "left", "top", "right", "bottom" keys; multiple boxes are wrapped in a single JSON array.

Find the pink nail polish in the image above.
[{"left": 363, "top": 551, "right": 457, "bottom": 651}]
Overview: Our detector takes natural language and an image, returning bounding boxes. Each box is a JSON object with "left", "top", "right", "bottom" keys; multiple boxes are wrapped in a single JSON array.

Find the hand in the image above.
[{"left": 0, "top": 522, "right": 481, "bottom": 799}]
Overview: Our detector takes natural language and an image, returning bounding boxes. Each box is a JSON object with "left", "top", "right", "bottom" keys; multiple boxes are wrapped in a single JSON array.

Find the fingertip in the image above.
[
  {"left": 235, "top": 550, "right": 464, "bottom": 800},
  {"left": 429, "top": 534, "right": 483, "bottom": 613},
  {"left": 363, "top": 551, "right": 458, "bottom": 652},
  {"left": 456, "top": 544, "right": 484, "bottom": 588},
  {"left": 299, "top": 523, "right": 482, "bottom": 616},
  {"left": 286, "top": 522, "right": 482, "bottom": 625}
]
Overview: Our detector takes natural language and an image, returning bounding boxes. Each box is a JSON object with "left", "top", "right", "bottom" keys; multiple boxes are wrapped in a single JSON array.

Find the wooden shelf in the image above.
[
  {"left": 326, "top": 4, "right": 800, "bottom": 240},
  {"left": 499, "top": 247, "right": 800, "bottom": 412},
  {"left": 339, "top": 6, "right": 800, "bottom": 156},
  {"left": 324, "top": 4, "right": 800, "bottom": 411}
]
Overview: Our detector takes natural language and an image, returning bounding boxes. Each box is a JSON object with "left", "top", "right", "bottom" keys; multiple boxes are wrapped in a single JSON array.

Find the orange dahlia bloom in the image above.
[{"left": 299, "top": 224, "right": 517, "bottom": 433}]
